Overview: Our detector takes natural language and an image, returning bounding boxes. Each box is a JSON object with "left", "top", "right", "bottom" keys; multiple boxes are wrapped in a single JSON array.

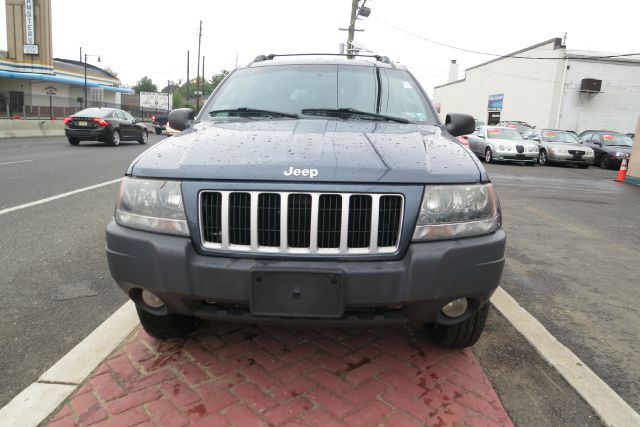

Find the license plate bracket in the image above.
[
  {"left": 78, "top": 121, "right": 88, "bottom": 127},
  {"left": 250, "top": 271, "right": 344, "bottom": 318}
]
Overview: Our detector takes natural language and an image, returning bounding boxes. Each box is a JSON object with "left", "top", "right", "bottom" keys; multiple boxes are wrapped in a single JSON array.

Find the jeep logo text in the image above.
[{"left": 283, "top": 167, "right": 318, "bottom": 178}]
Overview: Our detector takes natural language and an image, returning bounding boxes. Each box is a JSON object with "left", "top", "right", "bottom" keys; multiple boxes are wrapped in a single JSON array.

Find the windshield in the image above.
[
  {"left": 541, "top": 130, "right": 578, "bottom": 143},
  {"left": 73, "top": 108, "right": 111, "bottom": 118},
  {"left": 486, "top": 127, "right": 523, "bottom": 140},
  {"left": 601, "top": 134, "right": 633, "bottom": 147},
  {"left": 202, "top": 64, "right": 435, "bottom": 124}
]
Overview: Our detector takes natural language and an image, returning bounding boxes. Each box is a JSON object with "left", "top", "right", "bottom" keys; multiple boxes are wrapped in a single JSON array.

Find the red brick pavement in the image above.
[{"left": 47, "top": 323, "right": 513, "bottom": 427}]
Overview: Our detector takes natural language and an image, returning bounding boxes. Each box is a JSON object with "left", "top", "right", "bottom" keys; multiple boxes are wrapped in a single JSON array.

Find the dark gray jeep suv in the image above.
[{"left": 106, "top": 54, "right": 506, "bottom": 348}]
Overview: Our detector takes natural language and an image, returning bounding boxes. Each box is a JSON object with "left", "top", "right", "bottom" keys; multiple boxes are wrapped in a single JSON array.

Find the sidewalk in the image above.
[{"left": 47, "top": 322, "right": 513, "bottom": 427}]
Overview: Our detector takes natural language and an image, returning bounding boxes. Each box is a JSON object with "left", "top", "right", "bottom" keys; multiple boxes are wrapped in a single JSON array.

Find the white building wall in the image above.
[
  {"left": 433, "top": 40, "right": 565, "bottom": 127},
  {"left": 558, "top": 58, "right": 640, "bottom": 133}
]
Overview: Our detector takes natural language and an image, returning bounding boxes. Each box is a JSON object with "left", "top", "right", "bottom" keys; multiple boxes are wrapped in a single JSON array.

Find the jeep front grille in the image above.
[{"left": 200, "top": 191, "right": 404, "bottom": 255}]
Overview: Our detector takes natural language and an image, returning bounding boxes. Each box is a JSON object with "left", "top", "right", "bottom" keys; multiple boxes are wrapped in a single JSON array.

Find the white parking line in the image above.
[
  {"left": 0, "top": 178, "right": 123, "bottom": 216},
  {"left": 492, "top": 287, "right": 640, "bottom": 427},
  {"left": 0, "top": 159, "right": 34, "bottom": 166}
]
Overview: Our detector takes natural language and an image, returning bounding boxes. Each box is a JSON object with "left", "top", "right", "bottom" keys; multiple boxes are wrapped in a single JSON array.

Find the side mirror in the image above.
[
  {"left": 594, "top": 142, "right": 602, "bottom": 146},
  {"left": 445, "top": 113, "right": 475, "bottom": 137},
  {"left": 169, "top": 108, "right": 195, "bottom": 131}
]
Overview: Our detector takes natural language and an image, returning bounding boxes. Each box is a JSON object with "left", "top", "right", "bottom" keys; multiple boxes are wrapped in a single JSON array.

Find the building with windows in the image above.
[
  {"left": 433, "top": 38, "right": 640, "bottom": 134},
  {"left": 0, "top": 0, "right": 132, "bottom": 118}
]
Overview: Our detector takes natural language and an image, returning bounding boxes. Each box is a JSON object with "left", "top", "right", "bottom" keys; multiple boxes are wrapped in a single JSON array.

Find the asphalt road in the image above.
[
  {"left": 0, "top": 136, "right": 637, "bottom": 423},
  {"left": 0, "top": 134, "right": 165, "bottom": 407},
  {"left": 483, "top": 161, "right": 640, "bottom": 414}
]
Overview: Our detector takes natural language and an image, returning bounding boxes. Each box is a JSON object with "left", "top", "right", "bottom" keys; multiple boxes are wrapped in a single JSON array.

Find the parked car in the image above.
[
  {"left": 151, "top": 112, "right": 169, "bottom": 135},
  {"left": 106, "top": 53, "right": 506, "bottom": 349},
  {"left": 497, "top": 121, "right": 534, "bottom": 135},
  {"left": 523, "top": 129, "right": 594, "bottom": 168},
  {"left": 468, "top": 126, "right": 538, "bottom": 165},
  {"left": 578, "top": 131, "right": 634, "bottom": 169},
  {"left": 64, "top": 108, "right": 148, "bottom": 146}
]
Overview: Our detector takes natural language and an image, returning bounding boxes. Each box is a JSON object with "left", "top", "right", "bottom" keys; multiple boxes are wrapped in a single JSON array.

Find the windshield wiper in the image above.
[
  {"left": 208, "top": 107, "right": 299, "bottom": 119},
  {"left": 301, "top": 108, "right": 409, "bottom": 124}
]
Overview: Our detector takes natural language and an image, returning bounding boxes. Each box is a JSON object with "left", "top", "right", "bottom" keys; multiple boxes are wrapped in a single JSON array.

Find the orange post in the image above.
[{"left": 615, "top": 157, "right": 629, "bottom": 182}]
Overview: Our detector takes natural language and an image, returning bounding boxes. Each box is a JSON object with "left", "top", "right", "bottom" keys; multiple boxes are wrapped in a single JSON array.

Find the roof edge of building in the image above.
[{"left": 434, "top": 37, "right": 564, "bottom": 90}]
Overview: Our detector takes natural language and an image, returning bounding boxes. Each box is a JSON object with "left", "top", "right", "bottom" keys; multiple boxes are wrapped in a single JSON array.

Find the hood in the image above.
[
  {"left": 129, "top": 119, "right": 484, "bottom": 184},
  {"left": 545, "top": 141, "right": 593, "bottom": 151},
  {"left": 601, "top": 145, "right": 633, "bottom": 154}
]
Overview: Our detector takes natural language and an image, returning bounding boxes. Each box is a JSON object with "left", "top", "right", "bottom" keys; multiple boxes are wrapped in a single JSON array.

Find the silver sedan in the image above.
[
  {"left": 523, "top": 129, "right": 594, "bottom": 168},
  {"left": 468, "top": 126, "right": 539, "bottom": 165}
]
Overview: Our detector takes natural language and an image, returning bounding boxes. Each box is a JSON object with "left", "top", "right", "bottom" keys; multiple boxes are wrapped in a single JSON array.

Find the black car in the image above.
[
  {"left": 578, "top": 130, "right": 634, "bottom": 169},
  {"left": 64, "top": 108, "right": 148, "bottom": 146},
  {"left": 106, "top": 53, "right": 506, "bottom": 349}
]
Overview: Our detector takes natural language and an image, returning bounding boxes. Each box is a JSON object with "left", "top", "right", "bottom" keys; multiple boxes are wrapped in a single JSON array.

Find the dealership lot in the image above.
[{"left": 0, "top": 136, "right": 638, "bottom": 425}]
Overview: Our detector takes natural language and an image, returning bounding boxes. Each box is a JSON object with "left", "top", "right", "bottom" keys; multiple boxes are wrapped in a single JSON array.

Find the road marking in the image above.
[
  {"left": 0, "top": 159, "right": 34, "bottom": 166},
  {"left": 0, "top": 178, "right": 123, "bottom": 216},
  {"left": 0, "top": 301, "right": 139, "bottom": 426},
  {"left": 492, "top": 287, "right": 640, "bottom": 427}
]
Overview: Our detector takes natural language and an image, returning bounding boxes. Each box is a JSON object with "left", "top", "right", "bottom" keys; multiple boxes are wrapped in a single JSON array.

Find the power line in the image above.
[{"left": 373, "top": 16, "right": 640, "bottom": 60}]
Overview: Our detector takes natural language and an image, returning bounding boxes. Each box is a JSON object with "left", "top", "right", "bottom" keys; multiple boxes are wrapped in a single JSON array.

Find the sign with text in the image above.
[
  {"left": 24, "top": 0, "right": 35, "bottom": 45},
  {"left": 140, "top": 92, "right": 173, "bottom": 110},
  {"left": 487, "top": 93, "right": 504, "bottom": 111},
  {"left": 23, "top": 44, "right": 39, "bottom": 55}
]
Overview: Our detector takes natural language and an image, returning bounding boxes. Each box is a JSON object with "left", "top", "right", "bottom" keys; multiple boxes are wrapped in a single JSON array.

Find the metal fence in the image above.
[{"left": 0, "top": 92, "right": 172, "bottom": 121}]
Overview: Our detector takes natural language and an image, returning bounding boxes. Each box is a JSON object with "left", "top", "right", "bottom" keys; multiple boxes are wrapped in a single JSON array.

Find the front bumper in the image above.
[
  {"left": 548, "top": 152, "right": 594, "bottom": 164},
  {"left": 493, "top": 151, "right": 538, "bottom": 162},
  {"left": 106, "top": 220, "right": 506, "bottom": 325}
]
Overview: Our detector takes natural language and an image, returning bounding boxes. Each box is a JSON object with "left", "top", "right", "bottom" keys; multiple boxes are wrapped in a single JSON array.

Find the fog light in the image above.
[
  {"left": 442, "top": 298, "right": 468, "bottom": 318},
  {"left": 141, "top": 290, "right": 164, "bottom": 308}
]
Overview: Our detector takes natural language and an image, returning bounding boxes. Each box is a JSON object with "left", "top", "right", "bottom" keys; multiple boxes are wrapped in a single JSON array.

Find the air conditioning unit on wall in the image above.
[{"left": 579, "top": 78, "right": 602, "bottom": 93}]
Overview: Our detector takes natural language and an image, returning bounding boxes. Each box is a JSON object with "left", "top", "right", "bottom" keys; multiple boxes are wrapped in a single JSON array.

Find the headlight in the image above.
[
  {"left": 498, "top": 145, "right": 505, "bottom": 151},
  {"left": 115, "top": 178, "right": 189, "bottom": 236},
  {"left": 412, "top": 184, "right": 500, "bottom": 241},
  {"left": 551, "top": 147, "right": 567, "bottom": 153},
  {"left": 615, "top": 152, "right": 625, "bottom": 157},
  {"left": 528, "top": 145, "right": 538, "bottom": 152}
]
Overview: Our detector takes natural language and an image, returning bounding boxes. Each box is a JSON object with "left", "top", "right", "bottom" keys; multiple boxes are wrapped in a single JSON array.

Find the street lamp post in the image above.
[{"left": 83, "top": 51, "right": 101, "bottom": 109}]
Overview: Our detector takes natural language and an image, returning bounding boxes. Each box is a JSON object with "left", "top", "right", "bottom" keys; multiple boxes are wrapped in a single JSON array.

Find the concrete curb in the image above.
[
  {"left": 491, "top": 287, "right": 640, "bottom": 427},
  {"left": 0, "top": 301, "right": 139, "bottom": 427}
]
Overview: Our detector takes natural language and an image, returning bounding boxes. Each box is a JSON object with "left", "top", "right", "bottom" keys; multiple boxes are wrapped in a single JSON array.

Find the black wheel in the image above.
[
  {"left": 427, "top": 304, "right": 490, "bottom": 348},
  {"left": 538, "top": 149, "right": 548, "bottom": 165},
  {"left": 600, "top": 156, "right": 611, "bottom": 169},
  {"left": 109, "top": 129, "right": 121, "bottom": 146},
  {"left": 136, "top": 306, "right": 199, "bottom": 340},
  {"left": 68, "top": 137, "right": 80, "bottom": 146},
  {"left": 155, "top": 128, "right": 162, "bottom": 135},
  {"left": 484, "top": 147, "right": 493, "bottom": 164},
  {"left": 137, "top": 130, "right": 148, "bottom": 144}
]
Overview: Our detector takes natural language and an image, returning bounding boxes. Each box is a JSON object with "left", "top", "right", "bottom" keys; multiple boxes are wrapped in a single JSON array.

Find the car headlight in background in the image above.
[
  {"left": 115, "top": 178, "right": 190, "bottom": 236},
  {"left": 412, "top": 184, "right": 500, "bottom": 241},
  {"left": 615, "top": 152, "right": 626, "bottom": 157},
  {"left": 551, "top": 147, "right": 567, "bottom": 153},
  {"left": 498, "top": 145, "right": 505, "bottom": 151},
  {"left": 528, "top": 145, "right": 539, "bottom": 152}
]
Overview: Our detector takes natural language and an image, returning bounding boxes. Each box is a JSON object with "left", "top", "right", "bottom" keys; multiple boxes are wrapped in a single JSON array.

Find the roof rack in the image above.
[{"left": 252, "top": 53, "right": 392, "bottom": 64}]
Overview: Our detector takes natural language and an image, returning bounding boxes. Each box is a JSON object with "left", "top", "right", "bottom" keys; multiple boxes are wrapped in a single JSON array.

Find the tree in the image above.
[
  {"left": 103, "top": 66, "right": 119, "bottom": 78},
  {"left": 133, "top": 76, "right": 158, "bottom": 93}
]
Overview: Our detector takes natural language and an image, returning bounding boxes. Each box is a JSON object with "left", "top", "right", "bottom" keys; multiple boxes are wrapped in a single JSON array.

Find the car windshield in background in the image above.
[
  {"left": 601, "top": 134, "right": 633, "bottom": 147},
  {"left": 202, "top": 64, "right": 434, "bottom": 124},
  {"left": 486, "top": 128, "right": 522, "bottom": 140},
  {"left": 542, "top": 131, "right": 578, "bottom": 143},
  {"left": 73, "top": 108, "right": 110, "bottom": 117}
]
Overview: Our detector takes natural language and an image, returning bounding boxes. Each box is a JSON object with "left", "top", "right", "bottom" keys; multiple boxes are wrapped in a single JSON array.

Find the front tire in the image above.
[
  {"left": 155, "top": 128, "right": 162, "bottom": 135},
  {"left": 109, "top": 129, "right": 121, "bottom": 146},
  {"left": 136, "top": 306, "right": 199, "bottom": 340},
  {"left": 600, "top": 156, "right": 611, "bottom": 169},
  {"left": 68, "top": 137, "right": 80, "bottom": 146},
  {"left": 538, "top": 149, "right": 548, "bottom": 165},
  {"left": 484, "top": 147, "right": 493, "bottom": 164},
  {"left": 137, "top": 130, "right": 148, "bottom": 144},
  {"left": 427, "top": 304, "right": 490, "bottom": 348}
]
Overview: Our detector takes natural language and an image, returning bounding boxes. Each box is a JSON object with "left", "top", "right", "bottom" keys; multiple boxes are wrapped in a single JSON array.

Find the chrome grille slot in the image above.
[
  {"left": 201, "top": 192, "right": 222, "bottom": 243},
  {"left": 199, "top": 191, "right": 404, "bottom": 255},
  {"left": 287, "top": 194, "right": 312, "bottom": 248},
  {"left": 348, "top": 195, "right": 372, "bottom": 248},
  {"left": 258, "top": 193, "right": 281, "bottom": 247},
  {"left": 228, "top": 192, "right": 251, "bottom": 245},
  {"left": 318, "top": 195, "right": 342, "bottom": 248},
  {"left": 378, "top": 195, "right": 402, "bottom": 247}
]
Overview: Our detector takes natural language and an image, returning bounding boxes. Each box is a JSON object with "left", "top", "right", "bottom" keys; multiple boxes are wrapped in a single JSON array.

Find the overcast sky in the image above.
[{"left": 1, "top": 0, "right": 639, "bottom": 94}]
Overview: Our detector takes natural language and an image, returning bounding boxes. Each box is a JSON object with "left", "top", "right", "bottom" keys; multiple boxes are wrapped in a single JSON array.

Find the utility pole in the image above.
[
  {"left": 201, "top": 56, "right": 206, "bottom": 97},
  {"left": 196, "top": 20, "right": 202, "bottom": 112},
  {"left": 347, "top": 0, "right": 358, "bottom": 57},
  {"left": 79, "top": 47, "right": 82, "bottom": 62},
  {"left": 186, "top": 50, "right": 190, "bottom": 103}
]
